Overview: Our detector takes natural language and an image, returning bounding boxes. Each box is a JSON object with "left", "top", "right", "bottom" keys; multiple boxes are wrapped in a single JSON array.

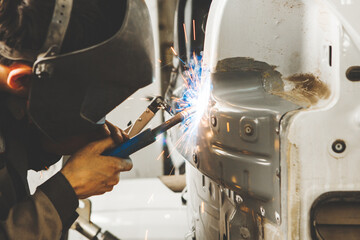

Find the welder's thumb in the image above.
[{"left": 92, "top": 137, "right": 117, "bottom": 154}]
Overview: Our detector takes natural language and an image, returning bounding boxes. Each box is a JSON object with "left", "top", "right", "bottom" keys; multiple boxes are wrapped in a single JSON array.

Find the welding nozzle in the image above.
[
  {"left": 151, "top": 108, "right": 193, "bottom": 135},
  {"left": 181, "top": 107, "right": 196, "bottom": 118}
]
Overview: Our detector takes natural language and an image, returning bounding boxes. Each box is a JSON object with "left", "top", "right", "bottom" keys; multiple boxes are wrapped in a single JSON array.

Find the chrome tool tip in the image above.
[{"left": 179, "top": 108, "right": 196, "bottom": 120}]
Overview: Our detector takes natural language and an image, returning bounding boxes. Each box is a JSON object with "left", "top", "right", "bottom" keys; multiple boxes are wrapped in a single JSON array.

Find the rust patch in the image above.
[
  {"left": 287, "top": 142, "right": 301, "bottom": 240},
  {"left": 272, "top": 73, "right": 331, "bottom": 107},
  {"left": 240, "top": 205, "right": 250, "bottom": 213}
]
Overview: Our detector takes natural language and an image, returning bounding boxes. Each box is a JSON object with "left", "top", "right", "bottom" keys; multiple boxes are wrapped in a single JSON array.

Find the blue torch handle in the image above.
[
  {"left": 102, "top": 129, "right": 156, "bottom": 158},
  {"left": 102, "top": 110, "right": 191, "bottom": 158}
]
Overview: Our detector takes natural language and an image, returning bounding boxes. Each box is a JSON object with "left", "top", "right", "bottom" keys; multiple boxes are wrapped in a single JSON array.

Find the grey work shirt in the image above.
[{"left": 0, "top": 94, "right": 78, "bottom": 240}]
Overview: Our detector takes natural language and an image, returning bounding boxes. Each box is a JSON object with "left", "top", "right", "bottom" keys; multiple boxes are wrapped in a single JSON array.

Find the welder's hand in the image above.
[
  {"left": 60, "top": 137, "right": 133, "bottom": 199},
  {"left": 104, "top": 120, "right": 129, "bottom": 144}
]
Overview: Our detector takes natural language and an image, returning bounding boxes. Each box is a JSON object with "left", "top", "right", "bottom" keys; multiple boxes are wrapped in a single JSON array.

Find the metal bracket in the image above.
[{"left": 127, "top": 96, "right": 173, "bottom": 137}]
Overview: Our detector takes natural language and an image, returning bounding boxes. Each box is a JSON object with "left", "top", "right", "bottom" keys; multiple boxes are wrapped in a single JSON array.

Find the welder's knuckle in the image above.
[
  {"left": 104, "top": 185, "right": 114, "bottom": 192},
  {"left": 116, "top": 135, "right": 124, "bottom": 144},
  {"left": 108, "top": 161, "right": 121, "bottom": 173},
  {"left": 103, "top": 124, "right": 111, "bottom": 136},
  {"left": 105, "top": 181, "right": 114, "bottom": 187},
  {"left": 121, "top": 130, "right": 129, "bottom": 140},
  {"left": 108, "top": 159, "right": 117, "bottom": 168},
  {"left": 107, "top": 178, "right": 119, "bottom": 187},
  {"left": 96, "top": 191, "right": 106, "bottom": 196}
]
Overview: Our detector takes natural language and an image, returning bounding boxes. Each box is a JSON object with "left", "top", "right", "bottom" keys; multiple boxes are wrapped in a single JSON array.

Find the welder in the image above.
[{"left": 0, "top": 0, "right": 154, "bottom": 239}]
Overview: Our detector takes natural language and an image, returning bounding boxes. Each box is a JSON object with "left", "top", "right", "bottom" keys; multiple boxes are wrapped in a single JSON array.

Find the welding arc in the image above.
[{"left": 102, "top": 110, "right": 192, "bottom": 158}]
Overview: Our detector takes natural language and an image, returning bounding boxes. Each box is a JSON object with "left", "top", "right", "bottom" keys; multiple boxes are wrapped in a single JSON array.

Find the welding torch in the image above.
[{"left": 102, "top": 109, "right": 192, "bottom": 158}]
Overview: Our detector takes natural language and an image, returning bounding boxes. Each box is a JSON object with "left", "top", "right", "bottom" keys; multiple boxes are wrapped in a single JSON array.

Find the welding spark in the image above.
[
  {"left": 171, "top": 52, "right": 212, "bottom": 151},
  {"left": 156, "top": 150, "right": 165, "bottom": 161},
  {"left": 147, "top": 194, "right": 154, "bottom": 204},
  {"left": 201, "top": 201, "right": 205, "bottom": 213},
  {"left": 183, "top": 23, "right": 188, "bottom": 43},
  {"left": 158, "top": 21, "right": 211, "bottom": 163},
  {"left": 193, "top": 52, "right": 198, "bottom": 65},
  {"left": 145, "top": 229, "right": 149, "bottom": 240},
  {"left": 170, "top": 46, "right": 177, "bottom": 56},
  {"left": 168, "top": 166, "right": 175, "bottom": 176},
  {"left": 170, "top": 46, "right": 186, "bottom": 65}
]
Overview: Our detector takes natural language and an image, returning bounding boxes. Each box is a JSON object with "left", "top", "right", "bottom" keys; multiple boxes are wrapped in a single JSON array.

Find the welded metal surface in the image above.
[
  {"left": 185, "top": 161, "right": 264, "bottom": 240},
  {"left": 194, "top": 58, "right": 299, "bottom": 223}
]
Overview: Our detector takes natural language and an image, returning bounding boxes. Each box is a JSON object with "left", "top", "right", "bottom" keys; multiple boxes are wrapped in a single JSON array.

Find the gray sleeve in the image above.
[
  {"left": 0, "top": 172, "right": 79, "bottom": 240},
  {"left": 0, "top": 190, "right": 62, "bottom": 240}
]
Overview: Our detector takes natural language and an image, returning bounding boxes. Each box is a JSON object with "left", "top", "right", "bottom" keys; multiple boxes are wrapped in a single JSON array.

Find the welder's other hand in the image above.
[
  {"left": 60, "top": 137, "right": 133, "bottom": 199},
  {"left": 104, "top": 120, "right": 129, "bottom": 144}
]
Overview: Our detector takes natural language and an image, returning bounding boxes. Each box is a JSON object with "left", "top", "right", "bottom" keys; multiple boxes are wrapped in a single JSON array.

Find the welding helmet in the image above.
[{"left": 0, "top": 0, "right": 154, "bottom": 140}]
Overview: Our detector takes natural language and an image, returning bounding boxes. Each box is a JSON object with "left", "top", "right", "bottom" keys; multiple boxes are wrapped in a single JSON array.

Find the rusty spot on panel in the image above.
[
  {"left": 283, "top": 1, "right": 303, "bottom": 9},
  {"left": 272, "top": 73, "right": 331, "bottom": 107},
  {"left": 240, "top": 205, "right": 250, "bottom": 213},
  {"left": 231, "top": 176, "right": 237, "bottom": 183},
  {"left": 234, "top": 184, "right": 242, "bottom": 190},
  {"left": 286, "top": 142, "right": 301, "bottom": 239}
]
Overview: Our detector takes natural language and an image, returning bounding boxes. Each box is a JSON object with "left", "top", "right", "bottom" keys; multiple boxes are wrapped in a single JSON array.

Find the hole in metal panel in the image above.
[
  {"left": 346, "top": 66, "right": 360, "bottom": 81},
  {"left": 331, "top": 139, "right": 346, "bottom": 154},
  {"left": 329, "top": 45, "right": 332, "bottom": 67},
  {"left": 311, "top": 192, "right": 360, "bottom": 240}
]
